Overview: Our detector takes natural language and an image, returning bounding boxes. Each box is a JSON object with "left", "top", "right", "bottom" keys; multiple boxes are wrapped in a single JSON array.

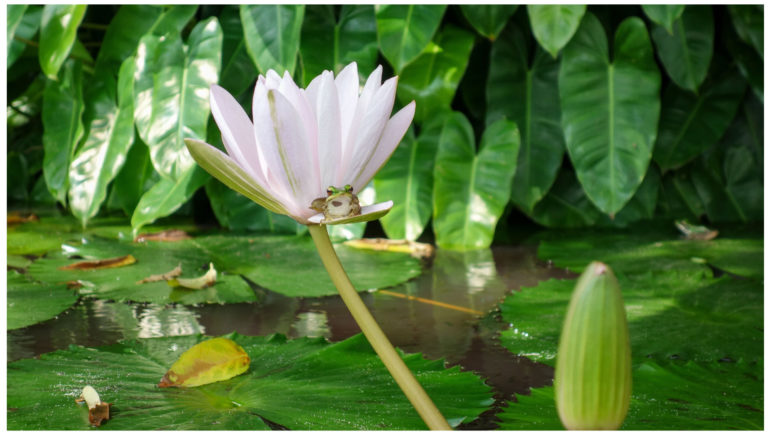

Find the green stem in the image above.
[{"left": 308, "top": 224, "right": 451, "bottom": 431}]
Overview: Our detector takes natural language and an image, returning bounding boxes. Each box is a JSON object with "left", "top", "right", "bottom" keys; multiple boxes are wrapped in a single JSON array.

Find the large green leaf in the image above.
[
  {"left": 42, "top": 60, "right": 84, "bottom": 205},
  {"left": 8, "top": 333, "right": 492, "bottom": 430},
  {"left": 133, "top": 18, "right": 222, "bottom": 180},
  {"left": 397, "top": 25, "right": 475, "bottom": 123},
  {"left": 7, "top": 5, "right": 42, "bottom": 68},
  {"left": 93, "top": 5, "right": 162, "bottom": 74},
  {"left": 131, "top": 166, "right": 210, "bottom": 235},
  {"left": 559, "top": 13, "right": 661, "bottom": 216},
  {"left": 641, "top": 5, "right": 685, "bottom": 34},
  {"left": 219, "top": 5, "right": 258, "bottom": 97},
  {"left": 487, "top": 23, "right": 565, "bottom": 214},
  {"left": 500, "top": 271, "right": 762, "bottom": 367},
  {"left": 8, "top": 271, "right": 78, "bottom": 330},
  {"left": 69, "top": 59, "right": 135, "bottom": 227},
  {"left": 375, "top": 125, "right": 436, "bottom": 240},
  {"left": 433, "top": 113, "right": 520, "bottom": 250},
  {"left": 38, "top": 5, "right": 86, "bottom": 79},
  {"left": 108, "top": 138, "right": 157, "bottom": 216},
  {"left": 240, "top": 5, "right": 304, "bottom": 75},
  {"left": 651, "top": 6, "right": 713, "bottom": 93},
  {"left": 653, "top": 70, "right": 747, "bottom": 171},
  {"left": 726, "top": 20, "right": 764, "bottom": 102},
  {"left": 300, "top": 5, "right": 378, "bottom": 85},
  {"left": 728, "top": 5, "right": 763, "bottom": 60},
  {"left": 497, "top": 360, "right": 763, "bottom": 430},
  {"left": 526, "top": 5, "right": 586, "bottom": 58},
  {"left": 7, "top": 5, "right": 27, "bottom": 54},
  {"left": 459, "top": 5, "right": 518, "bottom": 40},
  {"left": 375, "top": 5, "right": 447, "bottom": 73}
]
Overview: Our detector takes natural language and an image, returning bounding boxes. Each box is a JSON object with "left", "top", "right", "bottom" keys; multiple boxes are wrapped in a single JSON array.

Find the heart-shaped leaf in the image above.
[
  {"left": 375, "top": 124, "right": 436, "bottom": 241},
  {"left": 8, "top": 333, "right": 493, "bottom": 430},
  {"left": 240, "top": 5, "right": 304, "bottom": 76},
  {"left": 526, "top": 5, "right": 586, "bottom": 58},
  {"left": 487, "top": 23, "right": 565, "bottom": 214},
  {"left": 375, "top": 4, "right": 447, "bottom": 73},
  {"left": 651, "top": 6, "right": 714, "bottom": 93},
  {"left": 641, "top": 5, "right": 685, "bottom": 35},
  {"left": 459, "top": 5, "right": 518, "bottom": 40},
  {"left": 7, "top": 5, "right": 41, "bottom": 68},
  {"left": 300, "top": 5, "right": 378, "bottom": 85},
  {"left": 653, "top": 69, "right": 747, "bottom": 171},
  {"left": 7, "top": 5, "right": 27, "bottom": 56},
  {"left": 219, "top": 5, "right": 258, "bottom": 97},
  {"left": 559, "top": 13, "right": 661, "bottom": 216},
  {"left": 38, "top": 5, "right": 86, "bottom": 78},
  {"left": 69, "top": 58, "right": 136, "bottom": 227},
  {"left": 42, "top": 60, "right": 84, "bottom": 206},
  {"left": 433, "top": 113, "right": 520, "bottom": 250},
  {"left": 397, "top": 24, "right": 475, "bottom": 123},
  {"left": 108, "top": 139, "right": 157, "bottom": 217},
  {"left": 728, "top": 5, "right": 763, "bottom": 60},
  {"left": 8, "top": 271, "right": 78, "bottom": 330},
  {"left": 133, "top": 17, "right": 222, "bottom": 180}
]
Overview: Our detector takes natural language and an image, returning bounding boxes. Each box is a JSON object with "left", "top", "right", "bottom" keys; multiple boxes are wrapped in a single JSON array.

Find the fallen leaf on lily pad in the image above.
[
  {"left": 136, "top": 264, "right": 182, "bottom": 284},
  {"left": 167, "top": 263, "right": 217, "bottom": 290},
  {"left": 158, "top": 337, "right": 250, "bottom": 388},
  {"left": 134, "top": 229, "right": 191, "bottom": 243},
  {"left": 8, "top": 212, "right": 39, "bottom": 226},
  {"left": 59, "top": 255, "right": 136, "bottom": 271}
]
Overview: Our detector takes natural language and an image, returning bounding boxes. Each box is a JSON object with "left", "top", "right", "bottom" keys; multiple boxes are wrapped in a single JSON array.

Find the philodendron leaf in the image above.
[
  {"left": 487, "top": 23, "right": 565, "bottom": 214},
  {"left": 8, "top": 271, "right": 78, "bottom": 330},
  {"left": 527, "top": 5, "right": 586, "bottom": 58},
  {"left": 397, "top": 24, "right": 476, "bottom": 123},
  {"left": 8, "top": 333, "right": 493, "bottom": 430},
  {"left": 530, "top": 169, "right": 602, "bottom": 228},
  {"left": 219, "top": 5, "right": 258, "bottom": 97},
  {"left": 93, "top": 5, "right": 161, "bottom": 74},
  {"left": 728, "top": 5, "right": 763, "bottom": 60},
  {"left": 559, "top": 13, "right": 661, "bottom": 216},
  {"left": 109, "top": 138, "right": 157, "bottom": 217},
  {"left": 133, "top": 17, "right": 222, "bottom": 180},
  {"left": 641, "top": 5, "right": 685, "bottom": 35},
  {"left": 38, "top": 4, "right": 86, "bottom": 79},
  {"left": 375, "top": 124, "right": 437, "bottom": 241},
  {"left": 433, "top": 113, "right": 520, "bottom": 250},
  {"left": 240, "top": 5, "right": 304, "bottom": 75},
  {"left": 42, "top": 60, "right": 84, "bottom": 206},
  {"left": 300, "top": 5, "right": 378, "bottom": 85},
  {"left": 460, "top": 5, "right": 518, "bottom": 40},
  {"left": 7, "top": 5, "right": 42, "bottom": 68},
  {"left": 159, "top": 338, "right": 250, "bottom": 388},
  {"left": 651, "top": 6, "right": 714, "bottom": 93},
  {"left": 68, "top": 58, "right": 136, "bottom": 227},
  {"left": 131, "top": 166, "right": 210, "bottom": 235},
  {"left": 7, "top": 5, "right": 27, "bottom": 54},
  {"left": 653, "top": 69, "right": 747, "bottom": 171},
  {"left": 375, "top": 4, "right": 447, "bottom": 73},
  {"left": 497, "top": 360, "right": 763, "bottom": 430}
]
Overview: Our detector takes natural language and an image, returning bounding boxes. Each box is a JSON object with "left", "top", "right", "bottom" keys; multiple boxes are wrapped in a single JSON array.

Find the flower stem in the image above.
[{"left": 308, "top": 224, "right": 451, "bottom": 431}]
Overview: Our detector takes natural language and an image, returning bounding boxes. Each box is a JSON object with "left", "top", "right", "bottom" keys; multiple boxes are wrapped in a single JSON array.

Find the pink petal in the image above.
[
  {"left": 352, "top": 101, "right": 415, "bottom": 192},
  {"left": 335, "top": 62, "right": 359, "bottom": 154},
  {"left": 315, "top": 71, "right": 343, "bottom": 192}
]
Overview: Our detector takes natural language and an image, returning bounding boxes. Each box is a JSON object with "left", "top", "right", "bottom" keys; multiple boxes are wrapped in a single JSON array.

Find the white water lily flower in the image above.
[{"left": 186, "top": 62, "right": 415, "bottom": 225}]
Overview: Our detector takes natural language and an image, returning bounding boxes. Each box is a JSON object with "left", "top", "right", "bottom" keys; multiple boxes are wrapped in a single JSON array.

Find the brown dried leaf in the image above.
[
  {"left": 344, "top": 238, "right": 434, "bottom": 260},
  {"left": 7, "top": 212, "right": 38, "bottom": 226},
  {"left": 136, "top": 264, "right": 183, "bottom": 284},
  {"left": 134, "top": 229, "right": 191, "bottom": 243},
  {"left": 167, "top": 263, "right": 217, "bottom": 290},
  {"left": 59, "top": 255, "right": 137, "bottom": 271},
  {"left": 88, "top": 402, "right": 112, "bottom": 427}
]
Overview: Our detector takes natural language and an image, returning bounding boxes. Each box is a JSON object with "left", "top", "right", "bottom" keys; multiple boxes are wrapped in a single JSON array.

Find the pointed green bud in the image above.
[{"left": 555, "top": 261, "right": 631, "bottom": 430}]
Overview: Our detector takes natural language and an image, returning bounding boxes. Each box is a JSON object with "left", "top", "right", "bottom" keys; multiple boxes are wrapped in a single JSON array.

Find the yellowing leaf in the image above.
[
  {"left": 158, "top": 338, "right": 250, "bottom": 388},
  {"left": 59, "top": 255, "right": 136, "bottom": 270},
  {"left": 167, "top": 262, "right": 217, "bottom": 289}
]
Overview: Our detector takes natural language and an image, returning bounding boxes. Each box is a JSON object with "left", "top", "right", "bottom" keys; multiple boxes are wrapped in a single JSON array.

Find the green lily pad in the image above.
[
  {"left": 7, "top": 333, "right": 493, "bottom": 430},
  {"left": 500, "top": 271, "right": 763, "bottom": 365},
  {"left": 8, "top": 254, "right": 32, "bottom": 269},
  {"left": 8, "top": 270, "right": 79, "bottom": 330},
  {"left": 497, "top": 360, "right": 763, "bottom": 430},
  {"left": 537, "top": 229, "right": 763, "bottom": 279}
]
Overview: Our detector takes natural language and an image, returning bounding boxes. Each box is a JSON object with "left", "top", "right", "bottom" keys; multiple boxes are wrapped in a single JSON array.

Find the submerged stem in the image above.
[{"left": 308, "top": 224, "right": 451, "bottom": 431}]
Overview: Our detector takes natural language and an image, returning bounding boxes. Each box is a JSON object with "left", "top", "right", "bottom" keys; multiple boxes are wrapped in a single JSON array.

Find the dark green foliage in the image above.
[{"left": 6, "top": 5, "right": 763, "bottom": 241}]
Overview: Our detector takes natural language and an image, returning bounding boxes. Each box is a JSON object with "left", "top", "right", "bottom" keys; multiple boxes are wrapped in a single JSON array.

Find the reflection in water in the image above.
[{"left": 7, "top": 245, "right": 571, "bottom": 421}]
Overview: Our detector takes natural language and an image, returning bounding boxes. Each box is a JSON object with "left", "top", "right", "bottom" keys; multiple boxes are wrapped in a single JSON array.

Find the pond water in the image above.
[{"left": 8, "top": 243, "right": 571, "bottom": 429}]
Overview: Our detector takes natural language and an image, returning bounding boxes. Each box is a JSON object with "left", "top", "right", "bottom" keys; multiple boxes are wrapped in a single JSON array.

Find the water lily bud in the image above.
[{"left": 555, "top": 261, "right": 631, "bottom": 430}]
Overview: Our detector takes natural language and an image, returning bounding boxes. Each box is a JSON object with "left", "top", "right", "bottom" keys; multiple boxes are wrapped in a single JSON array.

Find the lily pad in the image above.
[
  {"left": 7, "top": 333, "right": 493, "bottom": 430},
  {"left": 8, "top": 270, "right": 79, "bottom": 330},
  {"left": 500, "top": 271, "right": 763, "bottom": 365},
  {"left": 497, "top": 360, "right": 763, "bottom": 430}
]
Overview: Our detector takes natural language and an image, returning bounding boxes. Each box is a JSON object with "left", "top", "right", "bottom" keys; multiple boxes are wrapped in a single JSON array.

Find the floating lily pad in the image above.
[
  {"left": 537, "top": 229, "right": 763, "bottom": 278},
  {"left": 500, "top": 271, "right": 763, "bottom": 365},
  {"left": 8, "top": 270, "right": 79, "bottom": 330},
  {"left": 8, "top": 254, "right": 32, "bottom": 269},
  {"left": 497, "top": 360, "right": 763, "bottom": 430},
  {"left": 7, "top": 333, "right": 493, "bottom": 430}
]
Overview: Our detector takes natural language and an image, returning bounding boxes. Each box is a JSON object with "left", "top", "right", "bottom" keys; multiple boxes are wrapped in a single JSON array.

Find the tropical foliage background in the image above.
[{"left": 7, "top": 4, "right": 764, "bottom": 250}]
